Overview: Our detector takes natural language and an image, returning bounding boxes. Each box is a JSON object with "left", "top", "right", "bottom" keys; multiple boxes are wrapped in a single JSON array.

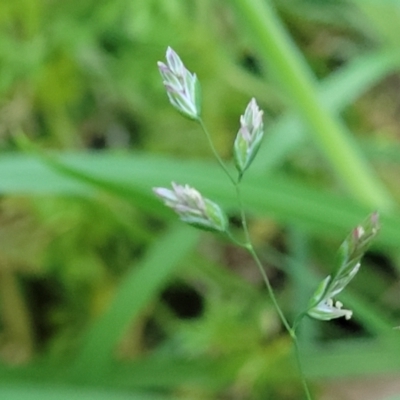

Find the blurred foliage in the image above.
[{"left": 1, "top": 0, "right": 400, "bottom": 399}]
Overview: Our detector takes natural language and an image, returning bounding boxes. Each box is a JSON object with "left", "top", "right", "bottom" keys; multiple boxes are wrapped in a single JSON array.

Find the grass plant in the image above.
[{"left": 0, "top": 1, "right": 400, "bottom": 399}]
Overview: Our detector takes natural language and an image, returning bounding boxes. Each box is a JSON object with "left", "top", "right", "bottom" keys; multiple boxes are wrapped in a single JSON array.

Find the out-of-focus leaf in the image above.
[
  {"left": 304, "top": 337, "right": 400, "bottom": 379},
  {"left": 2, "top": 151, "right": 400, "bottom": 248},
  {"left": 252, "top": 49, "right": 400, "bottom": 173},
  {"left": 0, "top": 384, "right": 170, "bottom": 400},
  {"left": 70, "top": 223, "right": 200, "bottom": 381}
]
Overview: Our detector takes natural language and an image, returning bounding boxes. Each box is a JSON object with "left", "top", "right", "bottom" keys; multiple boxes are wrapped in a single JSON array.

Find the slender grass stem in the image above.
[
  {"left": 234, "top": 182, "right": 292, "bottom": 333},
  {"left": 235, "top": 184, "right": 313, "bottom": 399},
  {"left": 225, "top": 230, "right": 247, "bottom": 248},
  {"left": 237, "top": 174, "right": 311, "bottom": 398},
  {"left": 199, "top": 119, "right": 236, "bottom": 186},
  {"left": 293, "top": 338, "right": 313, "bottom": 400},
  {"left": 198, "top": 118, "right": 313, "bottom": 399}
]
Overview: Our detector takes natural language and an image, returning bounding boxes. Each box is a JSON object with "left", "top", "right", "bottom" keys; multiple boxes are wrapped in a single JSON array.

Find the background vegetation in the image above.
[{"left": 1, "top": 0, "right": 400, "bottom": 399}]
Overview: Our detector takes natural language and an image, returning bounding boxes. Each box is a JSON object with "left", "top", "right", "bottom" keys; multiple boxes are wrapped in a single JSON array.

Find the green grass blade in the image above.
[
  {"left": 304, "top": 338, "right": 400, "bottom": 379},
  {"left": 230, "top": 0, "right": 394, "bottom": 210},
  {"left": 0, "top": 384, "right": 168, "bottom": 400},
  {"left": 106, "top": 355, "right": 238, "bottom": 391},
  {"left": 3, "top": 151, "right": 400, "bottom": 248},
  {"left": 0, "top": 153, "right": 92, "bottom": 195},
  {"left": 70, "top": 223, "right": 200, "bottom": 381},
  {"left": 253, "top": 49, "right": 400, "bottom": 172},
  {"left": 354, "top": 0, "right": 400, "bottom": 45}
]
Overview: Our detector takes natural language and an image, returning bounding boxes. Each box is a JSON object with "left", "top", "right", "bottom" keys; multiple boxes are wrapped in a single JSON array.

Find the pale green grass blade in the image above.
[
  {"left": 0, "top": 151, "right": 168, "bottom": 217},
  {"left": 0, "top": 384, "right": 168, "bottom": 400},
  {"left": 2, "top": 151, "right": 398, "bottom": 335},
  {"left": 0, "top": 355, "right": 235, "bottom": 393},
  {"left": 2, "top": 152, "right": 400, "bottom": 247},
  {"left": 253, "top": 49, "right": 400, "bottom": 172},
  {"left": 286, "top": 229, "right": 317, "bottom": 345},
  {"left": 70, "top": 223, "right": 200, "bottom": 381},
  {"left": 18, "top": 152, "right": 400, "bottom": 335},
  {"left": 0, "top": 153, "right": 92, "bottom": 195},
  {"left": 0, "top": 352, "right": 241, "bottom": 392},
  {"left": 304, "top": 338, "right": 400, "bottom": 379},
  {"left": 354, "top": 0, "right": 400, "bottom": 45},
  {"left": 230, "top": 0, "right": 394, "bottom": 210},
  {"left": 106, "top": 355, "right": 238, "bottom": 392}
]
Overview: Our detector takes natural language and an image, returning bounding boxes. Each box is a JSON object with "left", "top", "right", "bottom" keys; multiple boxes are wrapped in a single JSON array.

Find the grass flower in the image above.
[
  {"left": 307, "top": 213, "right": 380, "bottom": 321},
  {"left": 157, "top": 47, "right": 201, "bottom": 120},
  {"left": 234, "top": 98, "right": 264, "bottom": 177},
  {"left": 153, "top": 182, "right": 228, "bottom": 232}
]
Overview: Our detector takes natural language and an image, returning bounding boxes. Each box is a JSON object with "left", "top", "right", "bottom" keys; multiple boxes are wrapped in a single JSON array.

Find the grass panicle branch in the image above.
[{"left": 154, "top": 46, "right": 382, "bottom": 400}]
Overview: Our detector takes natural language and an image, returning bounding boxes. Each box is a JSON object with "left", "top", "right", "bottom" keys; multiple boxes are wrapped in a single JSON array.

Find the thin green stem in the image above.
[
  {"left": 234, "top": 181, "right": 250, "bottom": 242},
  {"left": 292, "top": 312, "right": 307, "bottom": 334},
  {"left": 293, "top": 337, "right": 313, "bottom": 400},
  {"left": 225, "top": 230, "right": 247, "bottom": 248},
  {"left": 237, "top": 181, "right": 312, "bottom": 398},
  {"left": 234, "top": 182, "right": 292, "bottom": 333},
  {"left": 199, "top": 118, "right": 236, "bottom": 186},
  {"left": 198, "top": 117, "right": 313, "bottom": 399},
  {"left": 248, "top": 241, "right": 293, "bottom": 334}
]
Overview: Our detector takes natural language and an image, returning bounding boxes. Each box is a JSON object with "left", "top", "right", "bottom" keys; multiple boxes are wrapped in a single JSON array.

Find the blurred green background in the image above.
[{"left": 1, "top": 0, "right": 400, "bottom": 399}]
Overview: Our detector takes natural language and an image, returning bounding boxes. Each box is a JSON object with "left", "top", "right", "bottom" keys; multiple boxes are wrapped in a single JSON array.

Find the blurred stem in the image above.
[
  {"left": 229, "top": 0, "right": 394, "bottom": 211},
  {"left": 0, "top": 264, "right": 33, "bottom": 363},
  {"left": 287, "top": 228, "right": 316, "bottom": 345}
]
